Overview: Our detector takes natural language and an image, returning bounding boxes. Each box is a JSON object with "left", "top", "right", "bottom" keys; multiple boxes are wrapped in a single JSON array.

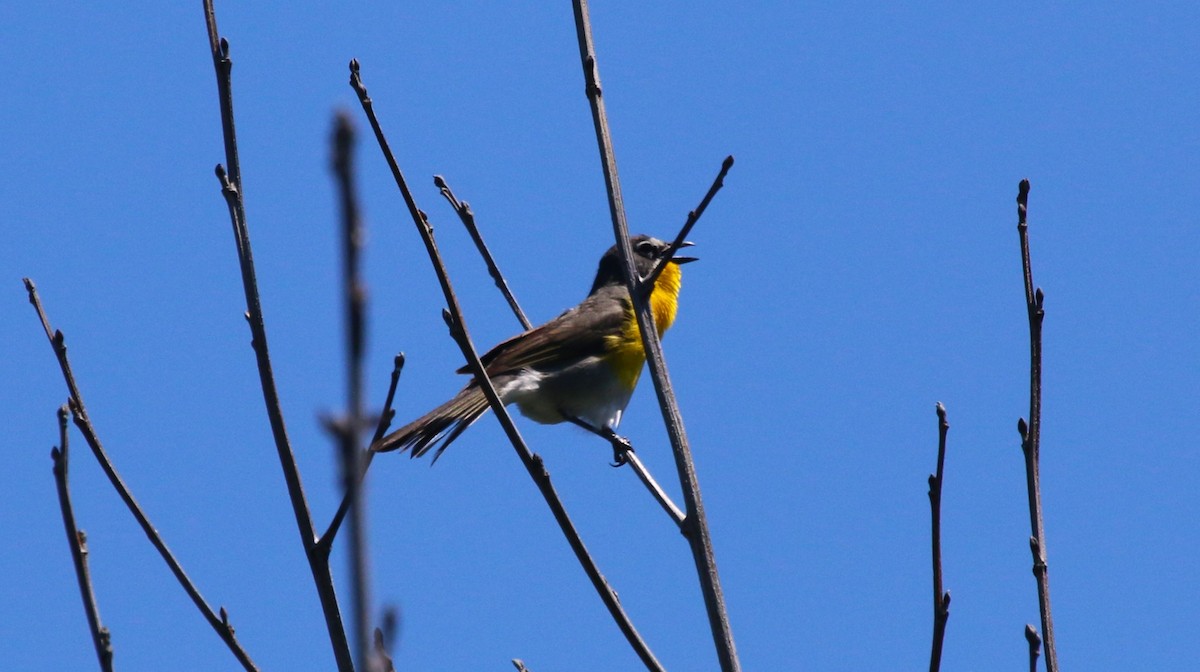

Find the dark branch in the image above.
[
  {"left": 319, "top": 353, "right": 405, "bottom": 553},
  {"left": 51, "top": 404, "right": 114, "bottom": 672},
  {"left": 24, "top": 278, "right": 258, "bottom": 670},
  {"left": 570, "top": 2, "right": 740, "bottom": 669},
  {"left": 927, "top": 402, "right": 951, "bottom": 672},
  {"left": 1015, "top": 179, "right": 1058, "bottom": 671},
  {"left": 434, "top": 174, "right": 531, "bottom": 330},
  {"left": 643, "top": 155, "right": 734, "bottom": 290},
  {"left": 201, "top": 3, "right": 352, "bottom": 668},
  {"left": 349, "top": 59, "right": 664, "bottom": 671},
  {"left": 330, "top": 110, "right": 372, "bottom": 672}
]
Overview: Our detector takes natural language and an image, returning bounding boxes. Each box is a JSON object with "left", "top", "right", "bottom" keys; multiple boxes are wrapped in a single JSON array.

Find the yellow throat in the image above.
[{"left": 605, "top": 261, "right": 683, "bottom": 389}]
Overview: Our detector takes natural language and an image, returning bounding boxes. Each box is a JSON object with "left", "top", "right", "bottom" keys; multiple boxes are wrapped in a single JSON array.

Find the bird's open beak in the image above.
[{"left": 670, "top": 240, "right": 698, "bottom": 264}]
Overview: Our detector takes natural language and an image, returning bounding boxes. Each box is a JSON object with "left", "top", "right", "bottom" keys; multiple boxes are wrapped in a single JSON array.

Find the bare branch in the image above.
[
  {"left": 434, "top": 175, "right": 531, "bottom": 330},
  {"left": 24, "top": 279, "right": 258, "bottom": 671},
  {"left": 512, "top": 659, "right": 533, "bottom": 672},
  {"left": 927, "top": 402, "right": 951, "bottom": 672},
  {"left": 570, "top": 2, "right": 740, "bottom": 669},
  {"left": 349, "top": 59, "right": 665, "bottom": 671},
  {"left": 329, "top": 110, "right": 373, "bottom": 672},
  {"left": 1015, "top": 179, "right": 1058, "bottom": 671},
  {"left": 201, "top": 3, "right": 352, "bottom": 668},
  {"left": 51, "top": 404, "right": 114, "bottom": 672},
  {"left": 563, "top": 417, "right": 686, "bottom": 527},
  {"left": 319, "top": 353, "right": 405, "bottom": 552},
  {"left": 644, "top": 155, "right": 734, "bottom": 290}
]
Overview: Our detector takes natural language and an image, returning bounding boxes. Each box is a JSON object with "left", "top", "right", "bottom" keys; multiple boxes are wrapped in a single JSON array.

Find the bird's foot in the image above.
[{"left": 604, "top": 429, "right": 634, "bottom": 468}]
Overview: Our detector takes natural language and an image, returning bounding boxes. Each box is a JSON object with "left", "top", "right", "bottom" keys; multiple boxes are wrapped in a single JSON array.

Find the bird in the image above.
[{"left": 371, "top": 234, "right": 696, "bottom": 462}]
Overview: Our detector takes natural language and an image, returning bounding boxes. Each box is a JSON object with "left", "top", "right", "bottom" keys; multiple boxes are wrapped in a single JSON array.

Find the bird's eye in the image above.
[{"left": 635, "top": 240, "right": 658, "bottom": 257}]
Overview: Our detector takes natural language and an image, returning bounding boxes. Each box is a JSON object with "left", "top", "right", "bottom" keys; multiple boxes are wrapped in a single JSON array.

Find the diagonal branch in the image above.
[
  {"left": 435, "top": 175, "right": 531, "bottom": 330},
  {"left": 927, "top": 402, "right": 951, "bottom": 672},
  {"left": 319, "top": 354, "right": 405, "bottom": 553},
  {"left": 51, "top": 404, "right": 114, "bottom": 672},
  {"left": 202, "top": 3, "right": 352, "bottom": 669},
  {"left": 349, "top": 59, "right": 665, "bottom": 671},
  {"left": 570, "top": 2, "right": 740, "bottom": 670},
  {"left": 643, "top": 155, "right": 734, "bottom": 290},
  {"left": 1015, "top": 179, "right": 1058, "bottom": 671},
  {"left": 25, "top": 279, "right": 258, "bottom": 671}
]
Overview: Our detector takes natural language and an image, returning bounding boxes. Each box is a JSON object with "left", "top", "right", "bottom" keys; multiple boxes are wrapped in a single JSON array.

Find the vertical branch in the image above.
[
  {"left": 349, "top": 60, "right": 665, "bottom": 671},
  {"left": 202, "top": 3, "right": 353, "bottom": 669},
  {"left": 331, "top": 111, "right": 373, "bottom": 672},
  {"left": 570, "top": 3, "right": 740, "bottom": 670},
  {"left": 1015, "top": 179, "right": 1058, "bottom": 671},
  {"left": 24, "top": 279, "right": 258, "bottom": 670},
  {"left": 927, "top": 403, "right": 951, "bottom": 672},
  {"left": 51, "top": 404, "right": 114, "bottom": 672}
]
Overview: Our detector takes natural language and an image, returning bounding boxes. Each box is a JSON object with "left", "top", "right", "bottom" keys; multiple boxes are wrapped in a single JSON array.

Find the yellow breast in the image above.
[{"left": 605, "top": 262, "right": 683, "bottom": 389}]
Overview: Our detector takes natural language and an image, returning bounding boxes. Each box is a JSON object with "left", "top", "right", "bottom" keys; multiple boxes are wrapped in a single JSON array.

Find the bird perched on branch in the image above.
[{"left": 371, "top": 235, "right": 696, "bottom": 462}]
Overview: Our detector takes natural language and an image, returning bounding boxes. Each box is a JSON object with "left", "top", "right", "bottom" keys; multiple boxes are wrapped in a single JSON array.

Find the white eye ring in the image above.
[{"left": 636, "top": 241, "right": 657, "bottom": 257}]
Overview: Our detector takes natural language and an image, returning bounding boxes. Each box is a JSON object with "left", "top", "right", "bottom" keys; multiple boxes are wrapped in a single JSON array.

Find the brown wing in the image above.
[{"left": 456, "top": 285, "right": 630, "bottom": 376}]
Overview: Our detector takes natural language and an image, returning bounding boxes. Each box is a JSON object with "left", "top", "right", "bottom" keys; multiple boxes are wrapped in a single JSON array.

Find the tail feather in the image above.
[{"left": 370, "top": 386, "right": 490, "bottom": 461}]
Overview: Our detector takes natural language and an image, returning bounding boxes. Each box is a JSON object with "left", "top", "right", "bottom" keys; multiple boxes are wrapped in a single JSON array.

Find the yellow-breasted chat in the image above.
[{"left": 370, "top": 235, "right": 695, "bottom": 461}]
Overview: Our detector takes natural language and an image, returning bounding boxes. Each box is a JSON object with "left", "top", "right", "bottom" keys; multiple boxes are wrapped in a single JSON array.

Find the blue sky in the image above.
[{"left": 4, "top": 2, "right": 1199, "bottom": 670}]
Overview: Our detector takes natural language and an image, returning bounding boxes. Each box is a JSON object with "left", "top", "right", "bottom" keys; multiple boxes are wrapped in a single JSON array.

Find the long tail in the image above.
[{"left": 370, "top": 385, "right": 490, "bottom": 462}]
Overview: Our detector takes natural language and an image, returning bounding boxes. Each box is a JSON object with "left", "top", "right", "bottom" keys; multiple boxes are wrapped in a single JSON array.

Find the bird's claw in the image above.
[{"left": 609, "top": 435, "right": 634, "bottom": 467}]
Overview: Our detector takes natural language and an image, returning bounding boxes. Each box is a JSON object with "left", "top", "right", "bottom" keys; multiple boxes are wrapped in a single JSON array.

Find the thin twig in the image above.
[
  {"left": 51, "top": 404, "right": 114, "bottom": 672},
  {"left": 1015, "top": 179, "right": 1058, "bottom": 671},
  {"left": 1025, "top": 625, "right": 1042, "bottom": 672},
  {"left": 24, "top": 279, "right": 258, "bottom": 671},
  {"left": 202, "top": 3, "right": 353, "bottom": 669},
  {"left": 927, "top": 402, "right": 951, "bottom": 672},
  {"left": 319, "top": 354, "right": 405, "bottom": 552},
  {"left": 512, "top": 659, "right": 533, "bottom": 672},
  {"left": 330, "top": 110, "right": 373, "bottom": 672},
  {"left": 349, "top": 59, "right": 664, "bottom": 671},
  {"left": 570, "top": 3, "right": 740, "bottom": 670},
  {"left": 643, "top": 155, "right": 734, "bottom": 290},
  {"left": 434, "top": 175, "right": 531, "bottom": 330},
  {"left": 625, "top": 452, "right": 686, "bottom": 526},
  {"left": 563, "top": 417, "right": 687, "bottom": 527}
]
